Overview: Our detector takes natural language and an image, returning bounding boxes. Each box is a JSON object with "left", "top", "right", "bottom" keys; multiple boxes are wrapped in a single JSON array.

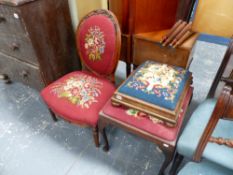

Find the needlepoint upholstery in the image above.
[
  {"left": 103, "top": 87, "right": 192, "bottom": 141},
  {"left": 117, "top": 61, "right": 191, "bottom": 110},
  {"left": 41, "top": 71, "right": 115, "bottom": 126},
  {"left": 77, "top": 13, "right": 118, "bottom": 76}
]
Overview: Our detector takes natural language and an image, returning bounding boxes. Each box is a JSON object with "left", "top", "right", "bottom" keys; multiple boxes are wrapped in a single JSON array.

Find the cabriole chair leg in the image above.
[
  {"left": 169, "top": 152, "right": 184, "bottom": 175},
  {"left": 158, "top": 146, "right": 175, "bottom": 175},
  {"left": 93, "top": 126, "right": 100, "bottom": 147},
  {"left": 48, "top": 109, "right": 58, "bottom": 122}
]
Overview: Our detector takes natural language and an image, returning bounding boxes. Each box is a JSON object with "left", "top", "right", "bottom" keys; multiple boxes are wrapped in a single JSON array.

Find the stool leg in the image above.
[
  {"left": 169, "top": 152, "right": 184, "bottom": 175},
  {"left": 99, "top": 118, "right": 109, "bottom": 152},
  {"left": 102, "top": 128, "right": 109, "bottom": 152},
  {"left": 158, "top": 147, "right": 175, "bottom": 175},
  {"left": 49, "top": 109, "right": 58, "bottom": 122},
  {"left": 92, "top": 126, "right": 100, "bottom": 148}
]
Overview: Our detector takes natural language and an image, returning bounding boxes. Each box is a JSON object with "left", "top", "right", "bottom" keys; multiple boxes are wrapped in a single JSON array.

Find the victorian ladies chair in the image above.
[{"left": 41, "top": 9, "right": 121, "bottom": 147}]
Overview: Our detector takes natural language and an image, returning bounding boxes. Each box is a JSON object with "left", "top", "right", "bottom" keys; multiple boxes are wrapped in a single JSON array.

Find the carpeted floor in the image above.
[{"left": 0, "top": 40, "right": 228, "bottom": 175}]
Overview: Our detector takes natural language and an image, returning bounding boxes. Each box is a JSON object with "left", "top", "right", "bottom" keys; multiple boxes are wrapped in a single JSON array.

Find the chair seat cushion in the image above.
[
  {"left": 102, "top": 87, "right": 193, "bottom": 141},
  {"left": 41, "top": 71, "right": 115, "bottom": 126},
  {"left": 178, "top": 159, "right": 233, "bottom": 175},
  {"left": 177, "top": 99, "right": 217, "bottom": 157},
  {"left": 177, "top": 99, "right": 233, "bottom": 170}
]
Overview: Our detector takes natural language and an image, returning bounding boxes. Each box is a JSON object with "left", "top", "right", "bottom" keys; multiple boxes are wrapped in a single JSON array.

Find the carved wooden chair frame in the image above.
[
  {"left": 76, "top": 9, "right": 121, "bottom": 83},
  {"left": 46, "top": 9, "right": 121, "bottom": 147},
  {"left": 170, "top": 84, "right": 233, "bottom": 175}
]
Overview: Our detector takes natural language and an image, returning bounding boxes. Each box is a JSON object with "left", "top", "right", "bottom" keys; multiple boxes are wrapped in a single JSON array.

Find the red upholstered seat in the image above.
[
  {"left": 102, "top": 87, "right": 193, "bottom": 141},
  {"left": 41, "top": 71, "right": 115, "bottom": 126},
  {"left": 40, "top": 9, "right": 121, "bottom": 147}
]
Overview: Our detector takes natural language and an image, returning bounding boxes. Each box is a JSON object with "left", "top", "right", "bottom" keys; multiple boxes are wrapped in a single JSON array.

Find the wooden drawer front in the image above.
[
  {"left": 133, "top": 37, "right": 191, "bottom": 68},
  {"left": 0, "top": 5, "right": 27, "bottom": 36},
  {"left": 0, "top": 53, "right": 44, "bottom": 90},
  {"left": 0, "top": 35, "right": 38, "bottom": 65}
]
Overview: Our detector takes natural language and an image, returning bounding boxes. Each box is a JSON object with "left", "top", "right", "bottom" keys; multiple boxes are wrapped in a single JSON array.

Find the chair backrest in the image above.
[
  {"left": 193, "top": 85, "right": 233, "bottom": 161},
  {"left": 76, "top": 9, "right": 121, "bottom": 79},
  {"left": 207, "top": 39, "right": 233, "bottom": 98},
  {"left": 192, "top": 0, "right": 233, "bottom": 37}
]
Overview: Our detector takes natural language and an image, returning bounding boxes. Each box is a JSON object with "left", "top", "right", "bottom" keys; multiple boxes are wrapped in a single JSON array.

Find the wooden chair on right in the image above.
[{"left": 169, "top": 84, "right": 233, "bottom": 175}]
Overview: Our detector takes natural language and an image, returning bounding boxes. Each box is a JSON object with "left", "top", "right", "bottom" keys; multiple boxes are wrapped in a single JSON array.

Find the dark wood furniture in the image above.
[
  {"left": 170, "top": 85, "right": 233, "bottom": 175},
  {"left": 41, "top": 9, "right": 121, "bottom": 147},
  {"left": 194, "top": 85, "right": 233, "bottom": 161},
  {"left": 99, "top": 86, "right": 193, "bottom": 175},
  {"left": 0, "top": 0, "right": 80, "bottom": 90},
  {"left": 108, "top": 0, "right": 196, "bottom": 74},
  {"left": 133, "top": 31, "right": 198, "bottom": 69}
]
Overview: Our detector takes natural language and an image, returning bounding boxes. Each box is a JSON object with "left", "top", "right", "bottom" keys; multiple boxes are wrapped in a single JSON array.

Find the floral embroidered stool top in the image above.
[
  {"left": 117, "top": 61, "right": 191, "bottom": 110},
  {"left": 41, "top": 71, "right": 115, "bottom": 126},
  {"left": 112, "top": 61, "right": 192, "bottom": 126},
  {"left": 103, "top": 86, "right": 193, "bottom": 141}
]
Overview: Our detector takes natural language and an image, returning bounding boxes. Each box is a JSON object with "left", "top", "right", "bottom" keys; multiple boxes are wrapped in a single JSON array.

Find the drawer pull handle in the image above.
[
  {"left": 0, "top": 74, "right": 11, "bottom": 84},
  {"left": 10, "top": 43, "right": 20, "bottom": 51},
  {"left": 0, "top": 16, "right": 6, "bottom": 23},
  {"left": 0, "top": 74, "right": 9, "bottom": 80},
  {"left": 21, "top": 70, "right": 29, "bottom": 78}
]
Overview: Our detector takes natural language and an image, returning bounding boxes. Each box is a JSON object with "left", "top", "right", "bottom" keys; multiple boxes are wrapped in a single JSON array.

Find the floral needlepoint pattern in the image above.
[
  {"left": 126, "top": 109, "right": 164, "bottom": 124},
  {"left": 51, "top": 74, "right": 103, "bottom": 108},
  {"left": 126, "top": 62, "right": 186, "bottom": 102},
  {"left": 84, "top": 26, "right": 106, "bottom": 61}
]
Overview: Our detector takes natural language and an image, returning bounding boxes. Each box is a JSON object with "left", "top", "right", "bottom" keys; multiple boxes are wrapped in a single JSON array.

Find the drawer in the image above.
[
  {"left": 0, "top": 52, "right": 44, "bottom": 90},
  {"left": 133, "top": 37, "right": 191, "bottom": 68},
  {"left": 0, "top": 34, "right": 38, "bottom": 65},
  {"left": 0, "top": 5, "right": 27, "bottom": 36}
]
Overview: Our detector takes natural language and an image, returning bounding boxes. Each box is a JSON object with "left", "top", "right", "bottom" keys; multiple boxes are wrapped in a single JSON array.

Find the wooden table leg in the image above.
[
  {"left": 93, "top": 126, "right": 100, "bottom": 148},
  {"left": 98, "top": 118, "right": 110, "bottom": 152},
  {"left": 158, "top": 146, "right": 175, "bottom": 175},
  {"left": 169, "top": 152, "right": 184, "bottom": 175}
]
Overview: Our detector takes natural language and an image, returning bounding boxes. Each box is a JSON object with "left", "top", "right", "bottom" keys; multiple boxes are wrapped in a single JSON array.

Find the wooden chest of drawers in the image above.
[{"left": 0, "top": 0, "right": 80, "bottom": 90}]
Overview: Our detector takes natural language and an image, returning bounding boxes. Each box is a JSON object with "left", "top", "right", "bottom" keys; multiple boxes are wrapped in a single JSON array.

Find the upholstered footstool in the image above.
[{"left": 98, "top": 87, "right": 193, "bottom": 175}]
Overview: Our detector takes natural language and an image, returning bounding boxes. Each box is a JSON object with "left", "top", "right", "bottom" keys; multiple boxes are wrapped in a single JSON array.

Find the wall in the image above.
[{"left": 68, "top": 0, "right": 107, "bottom": 30}]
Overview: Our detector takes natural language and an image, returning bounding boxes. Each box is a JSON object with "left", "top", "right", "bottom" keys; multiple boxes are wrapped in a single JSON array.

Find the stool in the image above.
[{"left": 98, "top": 87, "right": 193, "bottom": 175}]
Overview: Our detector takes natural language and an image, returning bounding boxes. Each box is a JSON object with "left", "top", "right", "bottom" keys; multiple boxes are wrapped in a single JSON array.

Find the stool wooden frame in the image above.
[{"left": 99, "top": 87, "right": 193, "bottom": 175}]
